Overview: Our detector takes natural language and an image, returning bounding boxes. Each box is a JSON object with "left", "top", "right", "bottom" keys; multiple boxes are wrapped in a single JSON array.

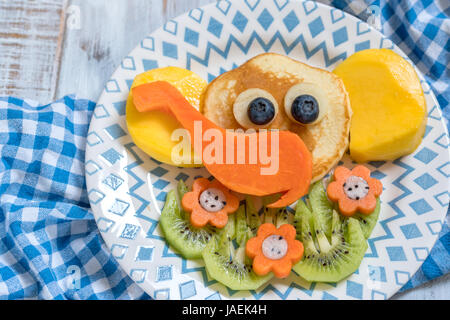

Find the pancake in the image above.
[{"left": 201, "top": 53, "right": 352, "bottom": 182}]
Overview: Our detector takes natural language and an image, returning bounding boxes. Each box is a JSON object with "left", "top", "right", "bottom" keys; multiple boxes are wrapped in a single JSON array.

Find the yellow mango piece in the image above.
[
  {"left": 126, "top": 67, "right": 207, "bottom": 167},
  {"left": 333, "top": 49, "right": 427, "bottom": 163}
]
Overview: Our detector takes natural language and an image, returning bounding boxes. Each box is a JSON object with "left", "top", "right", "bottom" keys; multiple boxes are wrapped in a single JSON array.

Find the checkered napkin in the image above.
[
  {"left": 0, "top": 96, "right": 150, "bottom": 299},
  {"left": 0, "top": 0, "right": 448, "bottom": 299}
]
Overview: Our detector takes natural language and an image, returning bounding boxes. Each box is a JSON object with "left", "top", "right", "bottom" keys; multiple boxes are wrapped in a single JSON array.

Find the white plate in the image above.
[{"left": 85, "top": 0, "right": 450, "bottom": 300}]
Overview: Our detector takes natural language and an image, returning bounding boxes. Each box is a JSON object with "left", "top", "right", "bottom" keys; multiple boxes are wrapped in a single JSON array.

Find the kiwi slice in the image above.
[
  {"left": 159, "top": 180, "right": 220, "bottom": 259},
  {"left": 202, "top": 218, "right": 272, "bottom": 290},
  {"left": 292, "top": 181, "right": 371, "bottom": 282},
  {"left": 177, "top": 178, "right": 189, "bottom": 219},
  {"left": 309, "top": 181, "right": 333, "bottom": 238},
  {"left": 275, "top": 207, "right": 292, "bottom": 228},
  {"left": 235, "top": 204, "right": 248, "bottom": 245},
  {"left": 293, "top": 200, "right": 368, "bottom": 282},
  {"left": 353, "top": 198, "right": 380, "bottom": 239},
  {"left": 260, "top": 194, "right": 292, "bottom": 228},
  {"left": 203, "top": 194, "right": 295, "bottom": 290},
  {"left": 236, "top": 195, "right": 290, "bottom": 245},
  {"left": 216, "top": 218, "right": 236, "bottom": 258},
  {"left": 245, "top": 196, "right": 261, "bottom": 235},
  {"left": 293, "top": 199, "right": 307, "bottom": 239}
]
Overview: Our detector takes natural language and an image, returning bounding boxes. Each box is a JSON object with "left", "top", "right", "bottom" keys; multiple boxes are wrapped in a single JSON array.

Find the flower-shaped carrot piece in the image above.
[
  {"left": 182, "top": 178, "right": 239, "bottom": 228},
  {"left": 327, "top": 165, "right": 382, "bottom": 216},
  {"left": 246, "top": 223, "right": 304, "bottom": 278}
]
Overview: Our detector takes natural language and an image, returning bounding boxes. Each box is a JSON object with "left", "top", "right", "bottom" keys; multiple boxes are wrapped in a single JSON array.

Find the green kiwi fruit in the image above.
[
  {"left": 245, "top": 196, "right": 261, "bottom": 234},
  {"left": 235, "top": 204, "right": 248, "bottom": 245},
  {"left": 293, "top": 199, "right": 307, "bottom": 239},
  {"left": 292, "top": 181, "right": 372, "bottom": 282},
  {"left": 159, "top": 180, "right": 220, "bottom": 259},
  {"left": 236, "top": 195, "right": 290, "bottom": 242},
  {"left": 308, "top": 181, "right": 333, "bottom": 237},
  {"left": 275, "top": 207, "right": 292, "bottom": 227},
  {"left": 293, "top": 199, "right": 368, "bottom": 282},
  {"left": 260, "top": 194, "right": 292, "bottom": 227},
  {"left": 176, "top": 178, "right": 189, "bottom": 219},
  {"left": 215, "top": 217, "right": 236, "bottom": 258},
  {"left": 202, "top": 214, "right": 272, "bottom": 290},
  {"left": 353, "top": 198, "right": 380, "bottom": 239}
]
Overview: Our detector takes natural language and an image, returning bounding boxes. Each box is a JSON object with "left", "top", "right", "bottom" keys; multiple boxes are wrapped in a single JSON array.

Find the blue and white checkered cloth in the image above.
[
  {"left": 0, "top": 0, "right": 448, "bottom": 299},
  {"left": 0, "top": 96, "right": 150, "bottom": 299}
]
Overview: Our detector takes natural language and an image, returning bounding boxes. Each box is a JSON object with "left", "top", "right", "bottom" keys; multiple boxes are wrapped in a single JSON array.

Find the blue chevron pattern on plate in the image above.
[{"left": 85, "top": 0, "right": 449, "bottom": 300}]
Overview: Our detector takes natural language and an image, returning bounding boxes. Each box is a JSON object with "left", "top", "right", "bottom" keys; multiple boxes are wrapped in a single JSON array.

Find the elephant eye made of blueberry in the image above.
[
  {"left": 284, "top": 83, "right": 328, "bottom": 125},
  {"left": 233, "top": 88, "right": 279, "bottom": 128}
]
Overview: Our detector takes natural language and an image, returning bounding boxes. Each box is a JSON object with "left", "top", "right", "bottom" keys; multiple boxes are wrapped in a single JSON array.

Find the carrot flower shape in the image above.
[
  {"left": 246, "top": 223, "right": 304, "bottom": 278},
  {"left": 182, "top": 178, "right": 239, "bottom": 228},
  {"left": 327, "top": 165, "right": 383, "bottom": 216}
]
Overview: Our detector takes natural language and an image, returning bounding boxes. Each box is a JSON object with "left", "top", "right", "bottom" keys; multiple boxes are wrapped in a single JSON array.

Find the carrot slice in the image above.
[
  {"left": 181, "top": 178, "right": 239, "bottom": 229},
  {"left": 246, "top": 223, "right": 304, "bottom": 278},
  {"left": 327, "top": 165, "right": 383, "bottom": 216},
  {"left": 133, "top": 81, "right": 313, "bottom": 208}
]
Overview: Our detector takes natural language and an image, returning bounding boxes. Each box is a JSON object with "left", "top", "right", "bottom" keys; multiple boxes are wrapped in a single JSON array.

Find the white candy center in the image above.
[
  {"left": 343, "top": 176, "right": 369, "bottom": 200},
  {"left": 199, "top": 188, "right": 226, "bottom": 212},
  {"left": 262, "top": 235, "right": 288, "bottom": 260}
]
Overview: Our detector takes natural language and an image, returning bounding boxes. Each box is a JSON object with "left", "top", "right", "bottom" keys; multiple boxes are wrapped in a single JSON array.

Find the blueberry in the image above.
[
  {"left": 291, "top": 94, "right": 319, "bottom": 124},
  {"left": 247, "top": 97, "right": 275, "bottom": 125}
]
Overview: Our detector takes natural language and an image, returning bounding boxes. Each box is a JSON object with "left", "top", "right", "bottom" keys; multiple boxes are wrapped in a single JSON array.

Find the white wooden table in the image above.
[{"left": 0, "top": 0, "right": 448, "bottom": 300}]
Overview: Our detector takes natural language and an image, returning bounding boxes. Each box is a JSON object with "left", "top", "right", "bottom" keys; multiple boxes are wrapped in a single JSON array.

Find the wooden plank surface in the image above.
[
  {"left": 0, "top": 0, "right": 66, "bottom": 102},
  {"left": 55, "top": 0, "right": 215, "bottom": 102},
  {"left": 0, "top": 0, "right": 448, "bottom": 300}
]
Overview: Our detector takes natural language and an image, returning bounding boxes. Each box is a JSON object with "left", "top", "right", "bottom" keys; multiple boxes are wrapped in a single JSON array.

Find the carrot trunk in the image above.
[{"left": 132, "top": 81, "right": 312, "bottom": 207}]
